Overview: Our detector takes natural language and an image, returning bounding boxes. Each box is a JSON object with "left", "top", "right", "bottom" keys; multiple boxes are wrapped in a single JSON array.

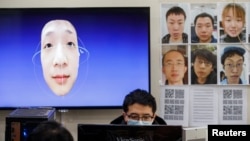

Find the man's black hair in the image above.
[
  {"left": 27, "top": 120, "right": 74, "bottom": 141},
  {"left": 123, "top": 89, "right": 156, "bottom": 113},
  {"left": 191, "top": 48, "right": 217, "bottom": 67},
  {"left": 194, "top": 12, "right": 214, "bottom": 26},
  {"left": 166, "top": 6, "right": 186, "bottom": 20}
]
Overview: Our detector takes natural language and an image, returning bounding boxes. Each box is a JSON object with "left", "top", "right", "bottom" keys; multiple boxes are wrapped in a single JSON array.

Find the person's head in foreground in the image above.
[
  {"left": 121, "top": 89, "right": 161, "bottom": 125},
  {"left": 40, "top": 19, "right": 80, "bottom": 96},
  {"left": 162, "top": 49, "right": 187, "bottom": 85},
  {"left": 221, "top": 46, "right": 246, "bottom": 84},
  {"left": 26, "top": 120, "right": 74, "bottom": 141}
]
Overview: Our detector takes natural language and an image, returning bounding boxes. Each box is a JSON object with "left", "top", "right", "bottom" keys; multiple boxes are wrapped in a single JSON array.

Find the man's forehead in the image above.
[
  {"left": 196, "top": 56, "right": 208, "bottom": 60},
  {"left": 225, "top": 56, "right": 243, "bottom": 61},
  {"left": 196, "top": 17, "right": 212, "bottom": 23},
  {"left": 42, "top": 20, "right": 76, "bottom": 37},
  {"left": 165, "top": 51, "right": 184, "bottom": 59},
  {"left": 127, "top": 103, "right": 153, "bottom": 112}
]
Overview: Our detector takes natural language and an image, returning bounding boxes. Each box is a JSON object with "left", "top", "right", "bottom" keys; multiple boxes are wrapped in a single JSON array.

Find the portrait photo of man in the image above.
[
  {"left": 161, "top": 3, "right": 190, "bottom": 44},
  {"left": 191, "top": 45, "right": 217, "bottom": 84},
  {"left": 162, "top": 45, "right": 188, "bottom": 85},
  {"left": 190, "top": 3, "right": 217, "bottom": 43},
  {"left": 220, "top": 45, "right": 248, "bottom": 85}
]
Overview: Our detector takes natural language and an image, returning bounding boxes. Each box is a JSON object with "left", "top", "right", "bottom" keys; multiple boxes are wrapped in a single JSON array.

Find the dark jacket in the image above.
[
  {"left": 220, "top": 33, "right": 246, "bottom": 43},
  {"left": 191, "top": 35, "right": 217, "bottom": 43},
  {"left": 162, "top": 33, "right": 188, "bottom": 43},
  {"left": 191, "top": 67, "right": 217, "bottom": 84},
  {"left": 110, "top": 115, "right": 167, "bottom": 125}
]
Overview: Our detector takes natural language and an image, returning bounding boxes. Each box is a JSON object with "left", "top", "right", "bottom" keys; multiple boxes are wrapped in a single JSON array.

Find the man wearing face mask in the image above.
[{"left": 110, "top": 89, "right": 167, "bottom": 125}]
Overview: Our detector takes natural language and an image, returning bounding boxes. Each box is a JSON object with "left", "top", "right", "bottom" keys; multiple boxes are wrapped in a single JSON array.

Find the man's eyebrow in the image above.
[
  {"left": 165, "top": 59, "right": 184, "bottom": 62},
  {"left": 165, "top": 60, "right": 174, "bottom": 62},
  {"left": 44, "top": 31, "right": 54, "bottom": 36},
  {"left": 142, "top": 114, "right": 152, "bottom": 116},
  {"left": 226, "top": 58, "right": 244, "bottom": 62},
  {"left": 236, "top": 58, "right": 244, "bottom": 62},
  {"left": 168, "top": 18, "right": 184, "bottom": 22},
  {"left": 65, "top": 29, "right": 74, "bottom": 34},
  {"left": 129, "top": 113, "right": 139, "bottom": 115},
  {"left": 45, "top": 29, "right": 74, "bottom": 36},
  {"left": 176, "top": 59, "right": 184, "bottom": 62}
]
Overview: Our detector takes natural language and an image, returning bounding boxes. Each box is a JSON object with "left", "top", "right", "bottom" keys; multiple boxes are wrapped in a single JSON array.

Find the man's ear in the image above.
[
  {"left": 122, "top": 112, "right": 126, "bottom": 117},
  {"left": 122, "top": 112, "right": 128, "bottom": 123},
  {"left": 153, "top": 114, "right": 157, "bottom": 119}
]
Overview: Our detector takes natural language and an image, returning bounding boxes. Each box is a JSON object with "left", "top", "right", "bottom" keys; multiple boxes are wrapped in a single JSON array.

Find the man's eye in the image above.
[
  {"left": 130, "top": 116, "right": 138, "bottom": 118},
  {"left": 236, "top": 63, "right": 242, "bottom": 67},
  {"left": 44, "top": 43, "right": 52, "bottom": 49},
  {"left": 167, "top": 62, "right": 173, "bottom": 65},
  {"left": 67, "top": 42, "right": 75, "bottom": 47}
]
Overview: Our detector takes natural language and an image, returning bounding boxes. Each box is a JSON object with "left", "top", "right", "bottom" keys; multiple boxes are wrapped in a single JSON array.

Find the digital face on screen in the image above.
[
  {"left": 0, "top": 7, "right": 150, "bottom": 108},
  {"left": 40, "top": 19, "right": 80, "bottom": 96}
]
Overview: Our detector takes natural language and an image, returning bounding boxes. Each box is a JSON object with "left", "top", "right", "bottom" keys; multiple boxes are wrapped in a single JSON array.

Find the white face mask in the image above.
[{"left": 127, "top": 119, "right": 153, "bottom": 125}]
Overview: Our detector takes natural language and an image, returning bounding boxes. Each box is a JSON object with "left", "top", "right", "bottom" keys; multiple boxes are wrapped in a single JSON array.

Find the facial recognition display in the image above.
[{"left": 0, "top": 7, "right": 150, "bottom": 109}]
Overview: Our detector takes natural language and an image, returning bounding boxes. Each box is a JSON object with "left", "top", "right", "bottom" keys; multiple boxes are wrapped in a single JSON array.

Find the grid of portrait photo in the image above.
[
  {"left": 160, "top": 2, "right": 249, "bottom": 126},
  {"left": 161, "top": 2, "right": 250, "bottom": 86}
]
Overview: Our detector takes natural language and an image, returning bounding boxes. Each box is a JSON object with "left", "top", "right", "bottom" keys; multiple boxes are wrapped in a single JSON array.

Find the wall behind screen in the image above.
[{"left": 0, "top": 0, "right": 249, "bottom": 141}]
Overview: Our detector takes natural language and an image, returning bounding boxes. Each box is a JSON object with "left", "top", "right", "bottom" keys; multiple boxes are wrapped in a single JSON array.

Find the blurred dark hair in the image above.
[
  {"left": 166, "top": 6, "right": 186, "bottom": 20},
  {"left": 27, "top": 120, "right": 74, "bottom": 141},
  {"left": 123, "top": 89, "right": 156, "bottom": 113},
  {"left": 194, "top": 12, "right": 214, "bottom": 26},
  {"left": 191, "top": 48, "right": 217, "bottom": 67}
]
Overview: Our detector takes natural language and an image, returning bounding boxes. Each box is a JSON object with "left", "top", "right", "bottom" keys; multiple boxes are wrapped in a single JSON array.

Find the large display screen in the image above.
[{"left": 0, "top": 7, "right": 150, "bottom": 109}]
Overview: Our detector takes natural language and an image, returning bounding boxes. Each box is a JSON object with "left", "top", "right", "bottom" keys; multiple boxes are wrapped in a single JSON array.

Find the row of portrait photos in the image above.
[
  {"left": 161, "top": 2, "right": 250, "bottom": 44},
  {"left": 161, "top": 44, "right": 250, "bottom": 85}
]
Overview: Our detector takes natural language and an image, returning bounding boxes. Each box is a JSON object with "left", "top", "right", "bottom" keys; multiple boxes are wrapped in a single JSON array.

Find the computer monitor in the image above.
[
  {"left": 77, "top": 124, "right": 183, "bottom": 141},
  {"left": 5, "top": 108, "right": 56, "bottom": 141}
]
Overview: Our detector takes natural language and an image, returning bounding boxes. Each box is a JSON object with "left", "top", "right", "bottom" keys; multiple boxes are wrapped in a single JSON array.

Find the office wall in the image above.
[{"left": 0, "top": 0, "right": 249, "bottom": 141}]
